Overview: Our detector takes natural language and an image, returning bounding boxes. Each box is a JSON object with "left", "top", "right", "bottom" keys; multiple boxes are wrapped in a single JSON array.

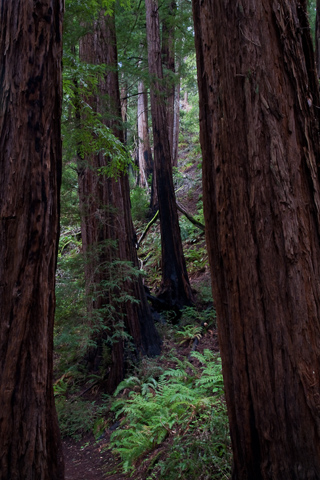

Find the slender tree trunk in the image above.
[
  {"left": 172, "top": 65, "right": 180, "bottom": 167},
  {"left": 79, "top": 11, "right": 161, "bottom": 392},
  {"left": 193, "top": 0, "right": 320, "bottom": 478},
  {"left": 145, "top": 0, "right": 193, "bottom": 308},
  {"left": 0, "top": 1, "right": 64, "bottom": 479},
  {"left": 316, "top": 0, "right": 320, "bottom": 77},
  {"left": 137, "top": 78, "right": 154, "bottom": 189},
  {"left": 120, "top": 75, "right": 128, "bottom": 144}
]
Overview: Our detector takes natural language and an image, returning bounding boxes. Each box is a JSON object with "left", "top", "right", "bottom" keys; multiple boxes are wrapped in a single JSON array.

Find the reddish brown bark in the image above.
[
  {"left": 193, "top": 0, "right": 320, "bottom": 478},
  {"left": 0, "top": 1, "right": 64, "bottom": 479},
  {"left": 161, "top": 1, "right": 177, "bottom": 165},
  {"left": 145, "top": 0, "right": 193, "bottom": 309},
  {"left": 78, "top": 11, "right": 161, "bottom": 392},
  {"left": 316, "top": 0, "right": 320, "bottom": 77}
]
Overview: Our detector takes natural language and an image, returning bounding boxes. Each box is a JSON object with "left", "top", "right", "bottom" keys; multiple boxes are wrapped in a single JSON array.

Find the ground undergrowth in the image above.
[{"left": 57, "top": 312, "right": 232, "bottom": 480}]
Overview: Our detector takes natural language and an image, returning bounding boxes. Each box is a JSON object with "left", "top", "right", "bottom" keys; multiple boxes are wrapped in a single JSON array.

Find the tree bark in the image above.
[
  {"left": 120, "top": 75, "right": 128, "bottom": 144},
  {"left": 0, "top": 1, "right": 64, "bottom": 479},
  {"left": 316, "top": 0, "right": 320, "bottom": 77},
  {"left": 78, "top": 11, "right": 161, "bottom": 392},
  {"left": 145, "top": 0, "right": 193, "bottom": 309},
  {"left": 161, "top": 0, "right": 177, "bottom": 165},
  {"left": 137, "top": 78, "right": 154, "bottom": 189},
  {"left": 193, "top": 0, "right": 320, "bottom": 478}
]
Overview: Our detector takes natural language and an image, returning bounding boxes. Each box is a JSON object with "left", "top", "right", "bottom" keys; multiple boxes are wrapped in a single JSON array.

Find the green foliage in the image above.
[
  {"left": 196, "top": 282, "right": 214, "bottom": 304},
  {"left": 308, "top": 0, "right": 316, "bottom": 45},
  {"left": 55, "top": 395, "right": 100, "bottom": 441},
  {"left": 174, "top": 324, "right": 203, "bottom": 345},
  {"left": 109, "top": 351, "right": 231, "bottom": 478},
  {"left": 178, "top": 305, "right": 217, "bottom": 332},
  {"left": 184, "top": 246, "right": 208, "bottom": 273},
  {"left": 130, "top": 186, "right": 150, "bottom": 222}
]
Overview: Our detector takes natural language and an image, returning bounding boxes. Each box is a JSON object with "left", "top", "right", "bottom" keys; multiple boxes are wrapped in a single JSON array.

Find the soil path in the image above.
[{"left": 63, "top": 433, "right": 129, "bottom": 480}]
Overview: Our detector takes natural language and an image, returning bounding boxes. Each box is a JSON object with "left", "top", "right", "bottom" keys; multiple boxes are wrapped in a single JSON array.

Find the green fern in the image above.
[{"left": 109, "top": 351, "right": 229, "bottom": 476}]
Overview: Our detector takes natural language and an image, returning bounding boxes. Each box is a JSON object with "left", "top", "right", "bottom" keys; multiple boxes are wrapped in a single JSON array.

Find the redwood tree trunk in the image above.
[
  {"left": 193, "top": 0, "right": 320, "bottom": 478},
  {"left": 316, "top": 0, "right": 320, "bottom": 77},
  {"left": 0, "top": 1, "right": 64, "bottom": 479},
  {"left": 145, "top": 0, "right": 193, "bottom": 309},
  {"left": 161, "top": 0, "right": 177, "bottom": 165},
  {"left": 137, "top": 78, "right": 154, "bottom": 189},
  {"left": 121, "top": 76, "right": 128, "bottom": 144},
  {"left": 79, "top": 11, "right": 161, "bottom": 392}
]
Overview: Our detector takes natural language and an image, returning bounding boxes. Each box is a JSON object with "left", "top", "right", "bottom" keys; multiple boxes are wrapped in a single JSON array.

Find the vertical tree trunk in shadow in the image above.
[
  {"left": 316, "top": 0, "right": 320, "bottom": 78},
  {"left": 78, "top": 11, "right": 161, "bottom": 393},
  {"left": 161, "top": 0, "right": 177, "bottom": 166},
  {"left": 145, "top": 0, "right": 194, "bottom": 309},
  {"left": 193, "top": 0, "right": 320, "bottom": 477},
  {"left": 0, "top": 1, "right": 64, "bottom": 478}
]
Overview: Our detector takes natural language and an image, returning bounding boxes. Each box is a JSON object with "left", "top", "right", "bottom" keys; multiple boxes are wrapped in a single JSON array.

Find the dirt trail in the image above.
[{"left": 63, "top": 434, "right": 128, "bottom": 480}]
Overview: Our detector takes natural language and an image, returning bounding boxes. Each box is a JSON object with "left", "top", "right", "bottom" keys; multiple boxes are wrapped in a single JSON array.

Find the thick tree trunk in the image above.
[
  {"left": 0, "top": 1, "right": 64, "bottom": 479},
  {"left": 193, "top": 0, "right": 320, "bottom": 478},
  {"left": 145, "top": 0, "right": 193, "bottom": 309},
  {"left": 161, "top": 0, "right": 177, "bottom": 165},
  {"left": 316, "top": 0, "right": 320, "bottom": 77},
  {"left": 79, "top": 11, "right": 161, "bottom": 392}
]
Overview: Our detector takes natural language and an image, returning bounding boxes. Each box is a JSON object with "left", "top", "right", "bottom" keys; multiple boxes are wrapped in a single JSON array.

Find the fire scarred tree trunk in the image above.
[
  {"left": 145, "top": 0, "right": 193, "bottom": 309},
  {"left": 193, "top": 0, "right": 320, "bottom": 478},
  {"left": 0, "top": 1, "right": 64, "bottom": 479},
  {"left": 78, "top": 11, "right": 161, "bottom": 392}
]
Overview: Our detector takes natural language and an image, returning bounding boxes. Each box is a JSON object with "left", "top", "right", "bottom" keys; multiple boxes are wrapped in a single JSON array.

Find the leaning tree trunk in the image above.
[
  {"left": 193, "top": 0, "right": 320, "bottom": 478},
  {"left": 145, "top": 0, "right": 193, "bottom": 309},
  {"left": 0, "top": 1, "right": 64, "bottom": 479},
  {"left": 79, "top": 11, "right": 161, "bottom": 392}
]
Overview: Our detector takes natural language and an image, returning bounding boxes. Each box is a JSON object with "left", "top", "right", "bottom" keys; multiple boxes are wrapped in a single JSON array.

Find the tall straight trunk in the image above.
[
  {"left": 193, "top": 0, "right": 320, "bottom": 478},
  {"left": 120, "top": 75, "right": 128, "bottom": 144},
  {"left": 0, "top": 1, "right": 64, "bottom": 479},
  {"left": 137, "top": 78, "right": 154, "bottom": 189},
  {"left": 316, "top": 0, "right": 320, "bottom": 77},
  {"left": 161, "top": 0, "right": 176, "bottom": 165},
  {"left": 79, "top": 11, "right": 161, "bottom": 392},
  {"left": 145, "top": 0, "right": 193, "bottom": 308},
  {"left": 172, "top": 65, "right": 180, "bottom": 167}
]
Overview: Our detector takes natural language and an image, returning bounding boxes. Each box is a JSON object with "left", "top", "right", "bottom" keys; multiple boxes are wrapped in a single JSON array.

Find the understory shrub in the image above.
[{"left": 130, "top": 186, "right": 150, "bottom": 222}]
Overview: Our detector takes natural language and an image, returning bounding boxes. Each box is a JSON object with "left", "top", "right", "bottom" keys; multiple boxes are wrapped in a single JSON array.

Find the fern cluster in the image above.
[{"left": 109, "top": 350, "right": 231, "bottom": 478}]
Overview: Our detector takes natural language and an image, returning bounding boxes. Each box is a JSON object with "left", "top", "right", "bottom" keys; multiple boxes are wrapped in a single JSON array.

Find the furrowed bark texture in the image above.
[
  {"left": 316, "top": 0, "right": 320, "bottom": 78},
  {"left": 161, "top": 0, "right": 177, "bottom": 165},
  {"left": 145, "top": 0, "right": 193, "bottom": 308},
  {"left": 0, "top": 1, "right": 64, "bottom": 479},
  {"left": 79, "top": 12, "right": 161, "bottom": 392},
  {"left": 193, "top": 0, "right": 320, "bottom": 478}
]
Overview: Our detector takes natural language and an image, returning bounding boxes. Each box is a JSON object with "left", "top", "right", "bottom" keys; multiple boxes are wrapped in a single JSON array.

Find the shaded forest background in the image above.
[{"left": 55, "top": 0, "right": 230, "bottom": 478}]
